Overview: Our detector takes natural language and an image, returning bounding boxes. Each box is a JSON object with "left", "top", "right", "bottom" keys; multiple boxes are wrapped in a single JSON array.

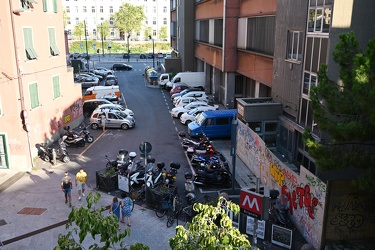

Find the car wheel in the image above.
[
  {"left": 91, "top": 123, "right": 99, "bottom": 130},
  {"left": 121, "top": 123, "right": 129, "bottom": 130},
  {"left": 185, "top": 120, "right": 192, "bottom": 125},
  {"left": 177, "top": 113, "right": 183, "bottom": 119}
]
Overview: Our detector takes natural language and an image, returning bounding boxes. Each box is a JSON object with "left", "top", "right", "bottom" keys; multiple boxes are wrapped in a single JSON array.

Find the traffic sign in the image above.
[
  {"left": 93, "top": 43, "right": 96, "bottom": 49},
  {"left": 139, "top": 142, "right": 152, "bottom": 154},
  {"left": 80, "top": 43, "right": 84, "bottom": 49}
]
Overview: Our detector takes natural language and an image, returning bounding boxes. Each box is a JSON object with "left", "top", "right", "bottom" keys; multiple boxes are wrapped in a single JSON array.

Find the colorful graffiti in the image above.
[
  {"left": 282, "top": 185, "right": 319, "bottom": 219},
  {"left": 270, "top": 161, "right": 284, "bottom": 187}
]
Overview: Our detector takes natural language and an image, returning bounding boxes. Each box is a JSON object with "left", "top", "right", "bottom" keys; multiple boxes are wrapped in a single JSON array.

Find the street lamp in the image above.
[
  {"left": 127, "top": 33, "right": 131, "bottom": 62},
  {"left": 149, "top": 35, "right": 155, "bottom": 68},
  {"left": 101, "top": 23, "right": 104, "bottom": 57},
  {"left": 84, "top": 20, "right": 89, "bottom": 70}
]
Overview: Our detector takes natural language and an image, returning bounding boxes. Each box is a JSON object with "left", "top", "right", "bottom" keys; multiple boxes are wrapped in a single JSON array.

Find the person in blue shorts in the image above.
[{"left": 61, "top": 172, "right": 73, "bottom": 207}]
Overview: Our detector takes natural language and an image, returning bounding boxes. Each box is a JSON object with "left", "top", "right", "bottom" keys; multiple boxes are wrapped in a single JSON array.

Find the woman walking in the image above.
[
  {"left": 121, "top": 193, "right": 133, "bottom": 227},
  {"left": 109, "top": 196, "right": 121, "bottom": 221}
]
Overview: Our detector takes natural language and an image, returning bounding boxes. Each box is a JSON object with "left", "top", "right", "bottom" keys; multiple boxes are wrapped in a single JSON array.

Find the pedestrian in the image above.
[
  {"left": 100, "top": 112, "right": 106, "bottom": 131},
  {"left": 61, "top": 171, "right": 73, "bottom": 207},
  {"left": 121, "top": 192, "right": 133, "bottom": 227},
  {"left": 109, "top": 196, "right": 121, "bottom": 221},
  {"left": 75, "top": 168, "right": 87, "bottom": 200}
]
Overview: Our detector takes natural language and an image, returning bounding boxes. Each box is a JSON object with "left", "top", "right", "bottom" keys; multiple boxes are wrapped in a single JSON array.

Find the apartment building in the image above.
[
  {"left": 62, "top": 0, "right": 170, "bottom": 41},
  {"left": 172, "top": 0, "right": 375, "bottom": 248},
  {"left": 0, "top": 0, "right": 82, "bottom": 171}
]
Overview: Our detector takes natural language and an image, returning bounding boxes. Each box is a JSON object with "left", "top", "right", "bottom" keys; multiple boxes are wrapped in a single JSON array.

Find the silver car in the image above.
[
  {"left": 90, "top": 110, "right": 135, "bottom": 130},
  {"left": 95, "top": 104, "right": 134, "bottom": 116}
]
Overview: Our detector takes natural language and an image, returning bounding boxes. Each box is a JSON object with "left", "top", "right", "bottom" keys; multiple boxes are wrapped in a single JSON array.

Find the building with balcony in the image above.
[
  {"left": 172, "top": 0, "right": 375, "bottom": 248},
  {"left": 62, "top": 0, "right": 170, "bottom": 42},
  {"left": 0, "top": 0, "right": 82, "bottom": 171}
]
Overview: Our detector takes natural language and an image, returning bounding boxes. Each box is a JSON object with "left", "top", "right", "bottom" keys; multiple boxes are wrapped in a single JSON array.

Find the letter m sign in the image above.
[{"left": 240, "top": 189, "right": 268, "bottom": 220}]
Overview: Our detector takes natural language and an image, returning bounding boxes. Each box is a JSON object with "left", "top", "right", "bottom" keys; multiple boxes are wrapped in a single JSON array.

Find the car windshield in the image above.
[
  {"left": 187, "top": 108, "right": 198, "bottom": 115},
  {"left": 195, "top": 113, "right": 206, "bottom": 126},
  {"left": 115, "top": 111, "right": 127, "bottom": 119}
]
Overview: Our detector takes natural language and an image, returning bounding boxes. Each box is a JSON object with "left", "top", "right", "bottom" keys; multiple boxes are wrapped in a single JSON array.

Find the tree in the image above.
[
  {"left": 62, "top": 10, "right": 69, "bottom": 29},
  {"left": 97, "top": 21, "right": 110, "bottom": 40},
  {"left": 307, "top": 32, "right": 375, "bottom": 191},
  {"left": 144, "top": 26, "right": 152, "bottom": 41},
  {"left": 73, "top": 22, "right": 85, "bottom": 41},
  {"left": 159, "top": 26, "right": 167, "bottom": 40},
  {"left": 169, "top": 197, "right": 252, "bottom": 249},
  {"left": 54, "top": 192, "right": 149, "bottom": 250},
  {"left": 112, "top": 3, "right": 145, "bottom": 39}
]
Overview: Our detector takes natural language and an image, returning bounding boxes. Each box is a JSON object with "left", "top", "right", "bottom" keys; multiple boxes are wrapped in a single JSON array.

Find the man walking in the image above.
[
  {"left": 61, "top": 172, "right": 73, "bottom": 207},
  {"left": 76, "top": 168, "right": 87, "bottom": 200}
]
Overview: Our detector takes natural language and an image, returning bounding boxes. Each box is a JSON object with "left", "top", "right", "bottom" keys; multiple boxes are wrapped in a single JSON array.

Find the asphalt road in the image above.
[{"left": 69, "top": 61, "right": 195, "bottom": 199}]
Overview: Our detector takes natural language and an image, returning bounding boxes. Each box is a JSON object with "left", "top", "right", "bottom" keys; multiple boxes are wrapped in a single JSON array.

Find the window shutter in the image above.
[
  {"left": 53, "top": 0, "right": 58, "bottom": 13},
  {"left": 53, "top": 76, "right": 60, "bottom": 99},
  {"left": 43, "top": 0, "right": 47, "bottom": 12}
]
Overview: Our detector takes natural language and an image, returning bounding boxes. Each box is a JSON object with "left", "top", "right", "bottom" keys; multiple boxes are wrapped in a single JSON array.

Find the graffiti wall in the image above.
[
  {"left": 325, "top": 180, "right": 375, "bottom": 241},
  {"left": 236, "top": 120, "right": 327, "bottom": 249}
]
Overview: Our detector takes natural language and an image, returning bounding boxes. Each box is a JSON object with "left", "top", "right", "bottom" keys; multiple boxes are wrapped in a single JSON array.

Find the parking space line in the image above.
[{"left": 78, "top": 130, "right": 107, "bottom": 157}]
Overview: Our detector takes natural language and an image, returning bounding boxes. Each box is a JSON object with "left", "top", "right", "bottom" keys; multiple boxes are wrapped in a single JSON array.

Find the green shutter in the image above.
[
  {"left": 23, "top": 27, "right": 37, "bottom": 60},
  {"left": 43, "top": 0, "right": 47, "bottom": 12},
  {"left": 0, "top": 134, "right": 10, "bottom": 169},
  {"left": 48, "top": 28, "right": 59, "bottom": 56},
  {"left": 53, "top": 76, "right": 60, "bottom": 99},
  {"left": 53, "top": 0, "right": 58, "bottom": 13},
  {"left": 29, "top": 83, "right": 39, "bottom": 109}
]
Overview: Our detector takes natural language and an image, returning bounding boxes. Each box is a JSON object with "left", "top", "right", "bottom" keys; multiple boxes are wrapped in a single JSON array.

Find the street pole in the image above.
[
  {"left": 149, "top": 35, "right": 155, "bottom": 68},
  {"left": 101, "top": 23, "right": 104, "bottom": 57},
  {"left": 84, "top": 20, "right": 89, "bottom": 70},
  {"left": 230, "top": 117, "right": 238, "bottom": 191}
]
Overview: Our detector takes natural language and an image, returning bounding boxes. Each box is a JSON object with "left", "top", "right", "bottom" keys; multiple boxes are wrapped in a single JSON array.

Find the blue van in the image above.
[{"left": 188, "top": 109, "right": 237, "bottom": 138}]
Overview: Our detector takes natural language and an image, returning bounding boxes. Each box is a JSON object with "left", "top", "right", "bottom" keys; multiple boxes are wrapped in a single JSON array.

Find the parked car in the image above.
[
  {"left": 170, "top": 101, "right": 217, "bottom": 118},
  {"left": 95, "top": 67, "right": 114, "bottom": 75},
  {"left": 79, "top": 72, "right": 103, "bottom": 81},
  {"left": 123, "top": 53, "right": 130, "bottom": 59},
  {"left": 157, "top": 53, "right": 164, "bottom": 59},
  {"left": 140, "top": 53, "right": 146, "bottom": 59},
  {"left": 173, "top": 91, "right": 208, "bottom": 106},
  {"left": 72, "top": 52, "right": 81, "bottom": 58},
  {"left": 83, "top": 99, "right": 114, "bottom": 117},
  {"left": 95, "top": 104, "right": 134, "bottom": 116},
  {"left": 180, "top": 105, "right": 218, "bottom": 125},
  {"left": 175, "top": 96, "right": 209, "bottom": 107},
  {"left": 76, "top": 76, "right": 100, "bottom": 88},
  {"left": 111, "top": 63, "right": 133, "bottom": 71},
  {"left": 90, "top": 110, "right": 135, "bottom": 130},
  {"left": 170, "top": 88, "right": 202, "bottom": 101},
  {"left": 170, "top": 83, "right": 189, "bottom": 95},
  {"left": 147, "top": 52, "right": 154, "bottom": 59},
  {"left": 105, "top": 75, "right": 118, "bottom": 86},
  {"left": 81, "top": 53, "right": 90, "bottom": 60}
]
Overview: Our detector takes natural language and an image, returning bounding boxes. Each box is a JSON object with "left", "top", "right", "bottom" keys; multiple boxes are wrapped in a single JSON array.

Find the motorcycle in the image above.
[
  {"left": 61, "top": 127, "right": 85, "bottom": 147},
  {"left": 190, "top": 152, "right": 228, "bottom": 169},
  {"left": 186, "top": 144, "right": 215, "bottom": 158},
  {"left": 125, "top": 159, "right": 146, "bottom": 187},
  {"left": 163, "top": 162, "right": 180, "bottom": 186},
  {"left": 145, "top": 160, "right": 165, "bottom": 188},
  {"left": 38, "top": 141, "right": 70, "bottom": 164},
  {"left": 77, "top": 124, "right": 94, "bottom": 143},
  {"left": 179, "top": 131, "right": 211, "bottom": 149},
  {"left": 184, "top": 172, "right": 196, "bottom": 205},
  {"left": 194, "top": 162, "right": 232, "bottom": 188},
  {"left": 269, "top": 189, "right": 289, "bottom": 226}
]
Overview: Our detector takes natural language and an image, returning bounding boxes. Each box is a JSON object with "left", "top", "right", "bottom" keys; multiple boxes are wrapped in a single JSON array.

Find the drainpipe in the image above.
[
  {"left": 9, "top": 0, "right": 35, "bottom": 169},
  {"left": 222, "top": 0, "right": 227, "bottom": 73}
]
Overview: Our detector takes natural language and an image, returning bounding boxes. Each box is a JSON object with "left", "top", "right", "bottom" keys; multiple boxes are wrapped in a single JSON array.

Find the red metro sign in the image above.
[{"left": 240, "top": 189, "right": 269, "bottom": 220}]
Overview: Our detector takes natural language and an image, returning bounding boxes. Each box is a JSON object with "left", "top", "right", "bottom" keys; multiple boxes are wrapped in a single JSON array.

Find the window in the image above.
[
  {"left": 21, "top": 0, "right": 35, "bottom": 10},
  {"left": 286, "top": 31, "right": 303, "bottom": 61},
  {"left": 163, "top": 18, "right": 167, "bottom": 25},
  {"left": 83, "top": 6, "right": 86, "bottom": 12},
  {"left": 109, "top": 6, "right": 113, "bottom": 13},
  {"left": 199, "top": 20, "right": 209, "bottom": 43},
  {"left": 75, "top": 17, "right": 79, "bottom": 24},
  {"left": 23, "top": 27, "right": 38, "bottom": 60},
  {"left": 66, "top": 6, "right": 70, "bottom": 13},
  {"left": 304, "top": 37, "right": 328, "bottom": 73},
  {"left": 93, "top": 29, "right": 96, "bottom": 36},
  {"left": 48, "top": 28, "right": 60, "bottom": 56},
  {"left": 29, "top": 82, "right": 40, "bottom": 109},
  {"left": 52, "top": 76, "right": 61, "bottom": 99},
  {"left": 43, "top": 0, "right": 58, "bottom": 13},
  {"left": 153, "top": 17, "right": 156, "bottom": 25},
  {"left": 0, "top": 134, "right": 9, "bottom": 169},
  {"left": 75, "top": 6, "right": 78, "bottom": 13},
  {"left": 92, "top": 6, "right": 95, "bottom": 13},
  {"left": 67, "top": 18, "right": 71, "bottom": 24},
  {"left": 308, "top": 1, "right": 332, "bottom": 34},
  {"left": 153, "top": 7, "right": 156, "bottom": 13},
  {"left": 163, "top": 6, "right": 167, "bottom": 13},
  {"left": 213, "top": 19, "right": 223, "bottom": 47},
  {"left": 247, "top": 16, "right": 275, "bottom": 56},
  {"left": 109, "top": 17, "right": 113, "bottom": 25},
  {"left": 153, "top": 30, "right": 156, "bottom": 36},
  {"left": 100, "top": 6, "right": 103, "bottom": 13}
]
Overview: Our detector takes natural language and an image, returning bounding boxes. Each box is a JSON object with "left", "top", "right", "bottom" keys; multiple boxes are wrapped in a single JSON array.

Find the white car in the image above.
[
  {"left": 95, "top": 67, "right": 114, "bottom": 75},
  {"left": 173, "top": 91, "right": 207, "bottom": 105},
  {"left": 94, "top": 104, "right": 134, "bottom": 116},
  {"left": 174, "top": 96, "right": 209, "bottom": 107},
  {"left": 170, "top": 101, "right": 217, "bottom": 118},
  {"left": 180, "top": 106, "right": 218, "bottom": 125}
]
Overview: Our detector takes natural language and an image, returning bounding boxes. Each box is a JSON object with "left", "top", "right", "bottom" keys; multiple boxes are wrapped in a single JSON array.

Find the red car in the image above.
[{"left": 170, "top": 83, "right": 189, "bottom": 95}]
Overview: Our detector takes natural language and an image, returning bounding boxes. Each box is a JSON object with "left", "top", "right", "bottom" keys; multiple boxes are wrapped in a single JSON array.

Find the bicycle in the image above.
[
  {"left": 155, "top": 188, "right": 178, "bottom": 218},
  {"left": 166, "top": 196, "right": 183, "bottom": 227}
]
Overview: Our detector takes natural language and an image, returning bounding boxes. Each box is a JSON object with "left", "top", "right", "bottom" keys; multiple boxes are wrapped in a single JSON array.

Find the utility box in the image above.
[
  {"left": 236, "top": 98, "right": 282, "bottom": 123},
  {"left": 71, "top": 59, "right": 84, "bottom": 74}
]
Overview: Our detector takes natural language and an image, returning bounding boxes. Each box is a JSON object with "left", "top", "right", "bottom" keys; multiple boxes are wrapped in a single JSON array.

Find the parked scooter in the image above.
[
  {"left": 184, "top": 172, "right": 196, "bottom": 205},
  {"left": 179, "top": 131, "right": 211, "bottom": 150},
  {"left": 190, "top": 152, "right": 228, "bottom": 169},
  {"left": 194, "top": 162, "right": 232, "bottom": 188},
  {"left": 38, "top": 141, "right": 70, "bottom": 164},
  {"left": 61, "top": 127, "right": 85, "bottom": 147},
  {"left": 145, "top": 160, "right": 165, "bottom": 188},
  {"left": 269, "top": 189, "right": 289, "bottom": 226},
  {"left": 186, "top": 144, "right": 215, "bottom": 158},
  {"left": 77, "top": 124, "right": 94, "bottom": 143},
  {"left": 126, "top": 159, "right": 146, "bottom": 187},
  {"left": 163, "top": 162, "right": 180, "bottom": 186}
]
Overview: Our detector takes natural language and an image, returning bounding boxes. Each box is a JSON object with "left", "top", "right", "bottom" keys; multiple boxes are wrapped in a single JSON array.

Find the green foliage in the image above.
[
  {"left": 169, "top": 197, "right": 253, "bottom": 250},
  {"left": 97, "top": 21, "right": 110, "bottom": 40},
  {"left": 73, "top": 22, "right": 85, "bottom": 41},
  {"left": 54, "top": 192, "right": 149, "bottom": 250},
  {"left": 308, "top": 32, "right": 375, "bottom": 190},
  {"left": 144, "top": 27, "right": 152, "bottom": 41},
  {"left": 112, "top": 3, "right": 145, "bottom": 34},
  {"left": 159, "top": 26, "right": 168, "bottom": 40}
]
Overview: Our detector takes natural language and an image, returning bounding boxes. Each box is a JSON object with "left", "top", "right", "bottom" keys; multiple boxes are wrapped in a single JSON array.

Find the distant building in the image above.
[
  {"left": 0, "top": 0, "right": 83, "bottom": 171},
  {"left": 62, "top": 0, "right": 170, "bottom": 41}
]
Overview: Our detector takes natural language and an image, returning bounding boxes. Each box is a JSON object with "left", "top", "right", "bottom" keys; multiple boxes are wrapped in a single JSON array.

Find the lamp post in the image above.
[
  {"left": 101, "top": 23, "right": 104, "bottom": 57},
  {"left": 127, "top": 33, "right": 130, "bottom": 62},
  {"left": 84, "top": 20, "right": 89, "bottom": 70},
  {"left": 149, "top": 35, "right": 155, "bottom": 68}
]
